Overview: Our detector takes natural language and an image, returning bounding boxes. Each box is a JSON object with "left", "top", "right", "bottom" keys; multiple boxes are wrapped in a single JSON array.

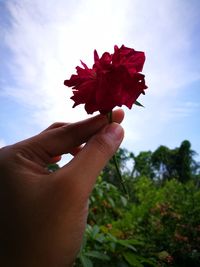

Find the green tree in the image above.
[
  {"left": 151, "top": 145, "right": 177, "bottom": 181},
  {"left": 176, "top": 140, "right": 195, "bottom": 183},
  {"left": 131, "top": 151, "right": 154, "bottom": 179}
]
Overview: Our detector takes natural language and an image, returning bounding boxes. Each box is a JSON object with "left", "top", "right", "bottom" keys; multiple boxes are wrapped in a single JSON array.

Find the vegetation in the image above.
[{"left": 50, "top": 139, "right": 200, "bottom": 267}]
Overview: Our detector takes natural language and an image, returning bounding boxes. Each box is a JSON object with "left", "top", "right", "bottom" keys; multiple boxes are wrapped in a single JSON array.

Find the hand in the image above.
[{"left": 0, "top": 109, "right": 124, "bottom": 267}]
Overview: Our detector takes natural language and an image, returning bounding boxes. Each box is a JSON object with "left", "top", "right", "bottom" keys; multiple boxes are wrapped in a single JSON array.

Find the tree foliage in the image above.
[
  {"left": 75, "top": 177, "right": 200, "bottom": 267},
  {"left": 102, "top": 140, "right": 199, "bottom": 187}
]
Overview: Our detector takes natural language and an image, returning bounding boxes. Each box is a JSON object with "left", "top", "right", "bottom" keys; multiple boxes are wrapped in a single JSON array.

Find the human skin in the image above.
[{"left": 0, "top": 109, "right": 124, "bottom": 267}]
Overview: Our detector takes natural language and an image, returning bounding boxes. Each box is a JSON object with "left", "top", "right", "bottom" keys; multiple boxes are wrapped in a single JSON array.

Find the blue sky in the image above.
[{"left": 0, "top": 0, "right": 200, "bottom": 164}]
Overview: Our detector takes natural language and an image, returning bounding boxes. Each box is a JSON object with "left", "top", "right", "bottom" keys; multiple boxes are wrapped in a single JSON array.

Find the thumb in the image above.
[{"left": 56, "top": 123, "right": 124, "bottom": 198}]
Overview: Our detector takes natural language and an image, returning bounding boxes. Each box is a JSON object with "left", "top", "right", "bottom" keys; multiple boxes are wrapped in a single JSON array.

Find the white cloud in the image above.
[
  {"left": 124, "top": 1, "right": 200, "bottom": 103},
  {"left": 2, "top": 0, "right": 130, "bottom": 126},
  {"left": 169, "top": 101, "right": 200, "bottom": 118}
]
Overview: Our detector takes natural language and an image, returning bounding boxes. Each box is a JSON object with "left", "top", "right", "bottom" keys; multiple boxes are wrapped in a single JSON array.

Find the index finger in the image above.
[{"left": 16, "top": 109, "right": 124, "bottom": 163}]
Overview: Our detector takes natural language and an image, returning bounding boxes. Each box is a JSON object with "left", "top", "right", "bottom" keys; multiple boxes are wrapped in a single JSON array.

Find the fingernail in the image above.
[{"left": 104, "top": 123, "right": 124, "bottom": 142}]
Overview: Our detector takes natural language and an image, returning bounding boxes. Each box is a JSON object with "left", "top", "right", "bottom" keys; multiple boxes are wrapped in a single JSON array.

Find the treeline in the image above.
[{"left": 102, "top": 140, "right": 200, "bottom": 187}]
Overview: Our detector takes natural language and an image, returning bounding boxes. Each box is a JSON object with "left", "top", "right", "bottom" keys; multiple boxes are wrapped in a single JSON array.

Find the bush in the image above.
[{"left": 75, "top": 177, "right": 200, "bottom": 266}]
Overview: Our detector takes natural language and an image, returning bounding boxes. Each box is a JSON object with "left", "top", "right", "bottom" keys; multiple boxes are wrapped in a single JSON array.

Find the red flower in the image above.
[{"left": 64, "top": 45, "right": 147, "bottom": 114}]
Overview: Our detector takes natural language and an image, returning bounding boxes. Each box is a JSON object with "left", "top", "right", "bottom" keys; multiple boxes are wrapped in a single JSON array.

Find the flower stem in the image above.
[
  {"left": 107, "top": 111, "right": 129, "bottom": 198},
  {"left": 112, "top": 154, "right": 129, "bottom": 197}
]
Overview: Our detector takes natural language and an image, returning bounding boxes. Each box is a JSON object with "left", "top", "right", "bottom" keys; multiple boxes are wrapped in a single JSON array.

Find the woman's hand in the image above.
[{"left": 0, "top": 109, "right": 124, "bottom": 267}]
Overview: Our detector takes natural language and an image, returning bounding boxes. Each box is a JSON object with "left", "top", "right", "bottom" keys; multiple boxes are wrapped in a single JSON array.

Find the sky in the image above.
[{"left": 0, "top": 0, "right": 200, "bottom": 165}]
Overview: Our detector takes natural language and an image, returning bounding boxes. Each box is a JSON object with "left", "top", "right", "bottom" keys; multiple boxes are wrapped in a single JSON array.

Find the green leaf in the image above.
[
  {"left": 120, "top": 195, "right": 128, "bottom": 207},
  {"left": 140, "top": 258, "right": 157, "bottom": 267},
  {"left": 123, "top": 252, "right": 157, "bottom": 267},
  {"left": 123, "top": 252, "right": 143, "bottom": 267},
  {"left": 96, "top": 233, "right": 106, "bottom": 243},
  {"left": 107, "top": 233, "right": 117, "bottom": 242},
  {"left": 85, "top": 251, "right": 110, "bottom": 261},
  {"left": 108, "top": 241, "right": 116, "bottom": 252},
  {"left": 135, "top": 100, "right": 144, "bottom": 107},
  {"left": 123, "top": 239, "right": 145, "bottom": 246},
  {"left": 80, "top": 255, "right": 93, "bottom": 267},
  {"left": 90, "top": 225, "right": 100, "bottom": 238},
  {"left": 108, "top": 196, "right": 115, "bottom": 207},
  {"left": 86, "top": 224, "right": 92, "bottom": 233},
  {"left": 116, "top": 239, "right": 137, "bottom": 252},
  {"left": 90, "top": 196, "right": 95, "bottom": 202}
]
